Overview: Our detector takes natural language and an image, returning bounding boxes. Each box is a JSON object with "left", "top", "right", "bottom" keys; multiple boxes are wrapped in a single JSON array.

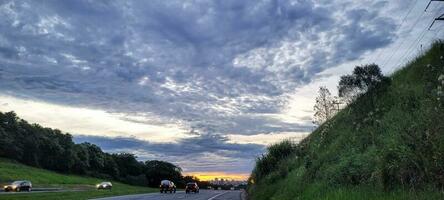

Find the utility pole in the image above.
[
  {"left": 426, "top": 0, "right": 444, "bottom": 30},
  {"left": 425, "top": 0, "right": 444, "bottom": 11},
  {"left": 332, "top": 98, "right": 342, "bottom": 113}
]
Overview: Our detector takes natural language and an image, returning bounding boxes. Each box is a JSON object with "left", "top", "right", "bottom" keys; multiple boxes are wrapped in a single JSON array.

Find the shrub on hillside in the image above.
[
  {"left": 251, "top": 140, "right": 298, "bottom": 183},
  {"left": 338, "top": 64, "right": 388, "bottom": 104}
]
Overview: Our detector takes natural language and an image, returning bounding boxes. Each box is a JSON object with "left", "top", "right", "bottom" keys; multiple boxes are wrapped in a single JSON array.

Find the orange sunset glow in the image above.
[{"left": 186, "top": 172, "right": 250, "bottom": 181}]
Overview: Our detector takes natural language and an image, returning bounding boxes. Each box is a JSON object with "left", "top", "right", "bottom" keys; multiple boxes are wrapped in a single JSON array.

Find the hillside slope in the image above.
[
  {"left": 248, "top": 41, "right": 444, "bottom": 200},
  {"left": 0, "top": 159, "right": 156, "bottom": 200}
]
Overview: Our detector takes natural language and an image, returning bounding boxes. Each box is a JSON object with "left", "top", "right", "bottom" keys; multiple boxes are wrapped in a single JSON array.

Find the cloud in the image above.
[
  {"left": 0, "top": 0, "right": 398, "bottom": 136},
  {"left": 73, "top": 134, "right": 264, "bottom": 174},
  {"left": 0, "top": 95, "right": 190, "bottom": 143},
  {"left": 0, "top": 0, "right": 416, "bottom": 175}
]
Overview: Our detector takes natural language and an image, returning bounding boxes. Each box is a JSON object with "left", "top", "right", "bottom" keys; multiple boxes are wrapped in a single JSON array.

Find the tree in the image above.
[
  {"left": 144, "top": 160, "right": 182, "bottom": 187},
  {"left": 72, "top": 144, "right": 90, "bottom": 174},
  {"left": 112, "top": 153, "right": 143, "bottom": 177},
  {"left": 338, "top": 64, "right": 386, "bottom": 103},
  {"left": 80, "top": 143, "right": 105, "bottom": 171},
  {"left": 102, "top": 154, "right": 120, "bottom": 178},
  {"left": 313, "top": 86, "right": 336, "bottom": 125}
]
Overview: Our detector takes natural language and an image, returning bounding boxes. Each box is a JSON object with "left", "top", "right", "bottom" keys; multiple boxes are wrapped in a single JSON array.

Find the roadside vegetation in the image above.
[
  {"left": 248, "top": 41, "right": 444, "bottom": 199},
  {"left": 0, "top": 158, "right": 157, "bottom": 200},
  {"left": 0, "top": 110, "right": 205, "bottom": 189}
]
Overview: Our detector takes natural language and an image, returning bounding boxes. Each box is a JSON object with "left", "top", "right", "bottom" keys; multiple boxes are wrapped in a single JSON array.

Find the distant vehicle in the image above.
[
  {"left": 230, "top": 187, "right": 235, "bottom": 190},
  {"left": 96, "top": 182, "right": 112, "bottom": 190},
  {"left": 3, "top": 180, "right": 32, "bottom": 192},
  {"left": 159, "top": 180, "right": 176, "bottom": 193},
  {"left": 185, "top": 182, "right": 199, "bottom": 193}
]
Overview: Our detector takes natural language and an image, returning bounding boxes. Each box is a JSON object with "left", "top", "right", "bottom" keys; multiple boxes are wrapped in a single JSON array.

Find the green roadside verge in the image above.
[{"left": 0, "top": 159, "right": 157, "bottom": 200}]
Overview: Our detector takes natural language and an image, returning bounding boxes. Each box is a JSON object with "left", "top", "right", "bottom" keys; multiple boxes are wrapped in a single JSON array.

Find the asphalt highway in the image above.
[
  {"left": 0, "top": 188, "right": 78, "bottom": 194},
  {"left": 92, "top": 190, "right": 243, "bottom": 200}
]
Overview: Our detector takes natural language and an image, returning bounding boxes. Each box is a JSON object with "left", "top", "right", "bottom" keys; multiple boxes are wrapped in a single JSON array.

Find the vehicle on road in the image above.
[
  {"left": 3, "top": 180, "right": 32, "bottom": 192},
  {"left": 185, "top": 182, "right": 199, "bottom": 193},
  {"left": 96, "top": 182, "right": 112, "bottom": 190},
  {"left": 159, "top": 180, "right": 176, "bottom": 193}
]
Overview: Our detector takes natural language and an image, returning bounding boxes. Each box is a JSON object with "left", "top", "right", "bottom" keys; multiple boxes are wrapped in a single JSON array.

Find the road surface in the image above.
[
  {"left": 0, "top": 188, "right": 82, "bottom": 194},
  {"left": 92, "top": 190, "right": 243, "bottom": 200}
]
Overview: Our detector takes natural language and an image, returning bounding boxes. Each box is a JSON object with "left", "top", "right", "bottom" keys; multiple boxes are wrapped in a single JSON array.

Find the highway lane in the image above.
[
  {"left": 0, "top": 188, "right": 83, "bottom": 195},
  {"left": 92, "top": 190, "right": 243, "bottom": 200}
]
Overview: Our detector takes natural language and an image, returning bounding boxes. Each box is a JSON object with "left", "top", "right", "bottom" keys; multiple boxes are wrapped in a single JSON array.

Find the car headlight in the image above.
[
  {"left": 3, "top": 186, "right": 7, "bottom": 189},
  {"left": 96, "top": 184, "right": 100, "bottom": 187}
]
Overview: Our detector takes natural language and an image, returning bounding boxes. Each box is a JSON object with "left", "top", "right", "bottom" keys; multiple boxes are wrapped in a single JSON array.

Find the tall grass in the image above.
[{"left": 248, "top": 41, "right": 444, "bottom": 200}]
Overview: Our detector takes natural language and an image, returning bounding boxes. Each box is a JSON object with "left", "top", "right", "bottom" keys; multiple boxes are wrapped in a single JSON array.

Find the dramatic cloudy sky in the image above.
[{"left": 0, "top": 0, "right": 443, "bottom": 180}]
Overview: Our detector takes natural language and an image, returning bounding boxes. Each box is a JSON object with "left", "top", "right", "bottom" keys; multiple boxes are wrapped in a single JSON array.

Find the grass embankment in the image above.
[
  {"left": 0, "top": 159, "right": 157, "bottom": 200},
  {"left": 252, "top": 175, "right": 444, "bottom": 200},
  {"left": 249, "top": 41, "right": 444, "bottom": 200}
]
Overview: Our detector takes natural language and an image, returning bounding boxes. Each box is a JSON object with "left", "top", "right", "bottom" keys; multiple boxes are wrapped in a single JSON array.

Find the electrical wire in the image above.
[
  {"left": 394, "top": 5, "right": 444, "bottom": 68},
  {"left": 369, "top": 0, "right": 419, "bottom": 64},
  {"left": 380, "top": 8, "right": 426, "bottom": 68}
]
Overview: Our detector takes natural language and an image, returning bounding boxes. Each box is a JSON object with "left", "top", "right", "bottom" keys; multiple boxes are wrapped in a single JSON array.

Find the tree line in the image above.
[{"left": 0, "top": 111, "right": 204, "bottom": 188}]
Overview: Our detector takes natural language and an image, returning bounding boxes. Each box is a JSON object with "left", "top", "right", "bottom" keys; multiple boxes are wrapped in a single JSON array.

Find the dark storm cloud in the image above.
[
  {"left": 0, "top": 0, "right": 401, "bottom": 173},
  {"left": 74, "top": 134, "right": 264, "bottom": 159},
  {"left": 73, "top": 134, "right": 264, "bottom": 173}
]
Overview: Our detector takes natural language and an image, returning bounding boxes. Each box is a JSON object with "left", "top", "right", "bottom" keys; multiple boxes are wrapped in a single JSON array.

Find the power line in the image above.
[
  {"left": 403, "top": 26, "right": 442, "bottom": 65},
  {"left": 386, "top": 2, "right": 444, "bottom": 69},
  {"left": 380, "top": 8, "right": 425, "bottom": 68},
  {"left": 396, "top": 26, "right": 429, "bottom": 68},
  {"left": 425, "top": 0, "right": 444, "bottom": 11},
  {"left": 427, "top": 0, "right": 444, "bottom": 29},
  {"left": 369, "top": 0, "right": 419, "bottom": 64},
  {"left": 428, "top": 13, "right": 444, "bottom": 29},
  {"left": 396, "top": 4, "right": 444, "bottom": 67}
]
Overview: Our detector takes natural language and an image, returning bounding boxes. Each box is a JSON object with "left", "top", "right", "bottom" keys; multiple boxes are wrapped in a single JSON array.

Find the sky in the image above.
[{"left": 0, "top": 0, "right": 443, "bottom": 181}]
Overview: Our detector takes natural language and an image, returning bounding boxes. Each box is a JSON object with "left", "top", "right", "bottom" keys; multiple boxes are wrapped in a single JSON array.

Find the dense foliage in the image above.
[
  {"left": 0, "top": 112, "right": 199, "bottom": 187},
  {"left": 249, "top": 41, "right": 444, "bottom": 199},
  {"left": 338, "top": 64, "right": 388, "bottom": 104}
]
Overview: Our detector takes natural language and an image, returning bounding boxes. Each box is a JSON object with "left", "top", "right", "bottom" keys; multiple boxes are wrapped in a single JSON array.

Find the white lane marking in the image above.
[
  {"left": 89, "top": 191, "right": 185, "bottom": 200},
  {"left": 208, "top": 191, "right": 228, "bottom": 200}
]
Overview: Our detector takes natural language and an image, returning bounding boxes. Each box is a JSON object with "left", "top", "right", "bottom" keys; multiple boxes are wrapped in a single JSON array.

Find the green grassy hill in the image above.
[
  {"left": 0, "top": 159, "right": 156, "bottom": 200},
  {"left": 248, "top": 41, "right": 444, "bottom": 200}
]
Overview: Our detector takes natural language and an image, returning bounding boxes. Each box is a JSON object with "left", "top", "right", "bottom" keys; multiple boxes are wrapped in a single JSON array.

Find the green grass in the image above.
[
  {"left": 0, "top": 159, "right": 157, "bottom": 200},
  {"left": 249, "top": 41, "right": 444, "bottom": 199},
  {"left": 250, "top": 169, "right": 444, "bottom": 200}
]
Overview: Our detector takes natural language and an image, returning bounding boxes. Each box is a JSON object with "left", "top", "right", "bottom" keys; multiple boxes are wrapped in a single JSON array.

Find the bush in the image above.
[{"left": 251, "top": 140, "right": 298, "bottom": 183}]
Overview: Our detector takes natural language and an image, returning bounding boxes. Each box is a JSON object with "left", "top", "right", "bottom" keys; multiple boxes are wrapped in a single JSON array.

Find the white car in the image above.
[
  {"left": 96, "top": 182, "right": 112, "bottom": 190},
  {"left": 160, "top": 180, "right": 176, "bottom": 193},
  {"left": 4, "top": 180, "right": 32, "bottom": 192}
]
